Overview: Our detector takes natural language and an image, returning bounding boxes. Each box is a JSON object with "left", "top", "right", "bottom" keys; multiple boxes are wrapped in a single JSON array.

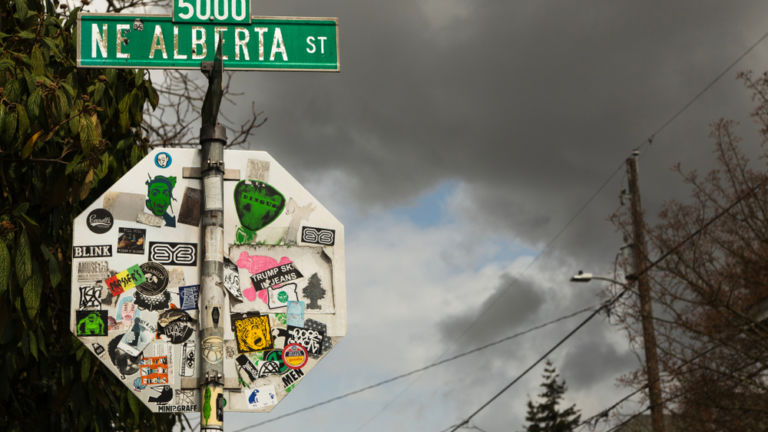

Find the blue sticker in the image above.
[
  {"left": 179, "top": 284, "right": 200, "bottom": 310},
  {"left": 155, "top": 152, "right": 172, "bottom": 168},
  {"left": 286, "top": 301, "right": 305, "bottom": 327}
]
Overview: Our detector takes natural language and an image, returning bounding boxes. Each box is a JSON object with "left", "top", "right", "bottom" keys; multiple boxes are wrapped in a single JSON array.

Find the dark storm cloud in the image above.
[
  {"left": 438, "top": 273, "right": 546, "bottom": 345},
  {"left": 561, "top": 333, "right": 637, "bottom": 390},
  {"left": 227, "top": 0, "right": 768, "bottom": 267}
]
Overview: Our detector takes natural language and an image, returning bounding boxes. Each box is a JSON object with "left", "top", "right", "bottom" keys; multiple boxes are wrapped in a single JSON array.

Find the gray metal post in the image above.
[{"left": 199, "top": 42, "right": 227, "bottom": 431}]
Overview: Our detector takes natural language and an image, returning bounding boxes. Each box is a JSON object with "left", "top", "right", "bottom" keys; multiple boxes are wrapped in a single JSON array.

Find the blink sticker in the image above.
[
  {"left": 301, "top": 226, "right": 335, "bottom": 246},
  {"left": 154, "top": 151, "right": 172, "bottom": 168},
  {"left": 250, "top": 262, "right": 303, "bottom": 291},
  {"left": 245, "top": 385, "right": 277, "bottom": 409},
  {"left": 286, "top": 324, "right": 325, "bottom": 356},
  {"left": 149, "top": 241, "right": 197, "bottom": 266},
  {"left": 157, "top": 309, "right": 195, "bottom": 344},
  {"left": 76, "top": 310, "right": 108, "bottom": 336},
  {"left": 117, "top": 227, "right": 146, "bottom": 254},
  {"left": 179, "top": 284, "right": 200, "bottom": 310},
  {"left": 267, "top": 283, "right": 299, "bottom": 309},
  {"left": 233, "top": 314, "right": 273, "bottom": 353},
  {"left": 73, "top": 245, "right": 112, "bottom": 258},
  {"left": 105, "top": 264, "right": 146, "bottom": 297},
  {"left": 86, "top": 208, "right": 114, "bottom": 234}
]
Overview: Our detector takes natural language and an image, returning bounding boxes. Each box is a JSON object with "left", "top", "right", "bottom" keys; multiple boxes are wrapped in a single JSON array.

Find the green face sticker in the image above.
[
  {"left": 234, "top": 180, "right": 285, "bottom": 232},
  {"left": 277, "top": 291, "right": 289, "bottom": 303},
  {"left": 145, "top": 175, "right": 177, "bottom": 227}
]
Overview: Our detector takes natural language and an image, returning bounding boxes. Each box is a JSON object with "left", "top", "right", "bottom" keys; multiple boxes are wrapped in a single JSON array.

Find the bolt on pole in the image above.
[
  {"left": 199, "top": 41, "right": 227, "bottom": 431},
  {"left": 626, "top": 154, "right": 666, "bottom": 432}
]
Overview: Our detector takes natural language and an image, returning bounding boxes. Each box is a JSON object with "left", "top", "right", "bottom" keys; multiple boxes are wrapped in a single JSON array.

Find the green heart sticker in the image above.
[{"left": 234, "top": 180, "right": 286, "bottom": 232}]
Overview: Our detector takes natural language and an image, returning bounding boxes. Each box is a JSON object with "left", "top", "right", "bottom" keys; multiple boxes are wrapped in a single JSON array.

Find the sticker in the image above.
[
  {"left": 235, "top": 354, "right": 260, "bottom": 382},
  {"left": 103, "top": 191, "right": 145, "bottom": 222},
  {"left": 223, "top": 258, "right": 244, "bottom": 301},
  {"left": 135, "top": 262, "right": 169, "bottom": 296},
  {"left": 117, "top": 227, "right": 146, "bottom": 254},
  {"left": 92, "top": 342, "right": 105, "bottom": 356},
  {"left": 141, "top": 356, "right": 169, "bottom": 386},
  {"left": 250, "top": 262, "right": 303, "bottom": 291},
  {"left": 157, "top": 309, "right": 195, "bottom": 344},
  {"left": 201, "top": 336, "right": 223, "bottom": 364},
  {"left": 204, "top": 176, "right": 223, "bottom": 211},
  {"left": 178, "top": 187, "right": 202, "bottom": 227},
  {"left": 77, "top": 260, "right": 110, "bottom": 282},
  {"left": 301, "top": 226, "right": 335, "bottom": 246},
  {"left": 76, "top": 310, "right": 108, "bottom": 336},
  {"left": 136, "top": 212, "right": 164, "bottom": 227},
  {"left": 302, "top": 273, "right": 327, "bottom": 310},
  {"left": 281, "top": 343, "right": 308, "bottom": 369},
  {"left": 233, "top": 315, "right": 273, "bottom": 353},
  {"left": 79, "top": 284, "right": 103, "bottom": 309},
  {"left": 149, "top": 385, "right": 174, "bottom": 404},
  {"left": 304, "top": 318, "right": 333, "bottom": 358},
  {"left": 267, "top": 283, "right": 299, "bottom": 309},
  {"left": 245, "top": 159, "right": 270, "bottom": 181},
  {"left": 204, "top": 226, "right": 223, "bottom": 262},
  {"left": 149, "top": 241, "right": 198, "bottom": 266},
  {"left": 105, "top": 264, "right": 146, "bottom": 296},
  {"left": 109, "top": 294, "right": 139, "bottom": 332},
  {"left": 286, "top": 325, "right": 325, "bottom": 356},
  {"left": 286, "top": 301, "right": 305, "bottom": 327},
  {"left": 179, "top": 284, "right": 200, "bottom": 310},
  {"left": 73, "top": 245, "right": 112, "bottom": 258},
  {"left": 117, "top": 317, "right": 157, "bottom": 357},
  {"left": 180, "top": 342, "right": 196, "bottom": 377},
  {"left": 154, "top": 151, "right": 172, "bottom": 168},
  {"left": 245, "top": 384, "right": 277, "bottom": 409},
  {"left": 108, "top": 334, "right": 142, "bottom": 377},
  {"left": 145, "top": 174, "right": 177, "bottom": 227},
  {"left": 258, "top": 349, "right": 287, "bottom": 377},
  {"left": 234, "top": 179, "right": 285, "bottom": 231},
  {"left": 283, "top": 199, "right": 315, "bottom": 245},
  {"left": 87, "top": 208, "right": 114, "bottom": 234},
  {"left": 281, "top": 367, "right": 305, "bottom": 387},
  {"left": 158, "top": 390, "right": 199, "bottom": 412}
]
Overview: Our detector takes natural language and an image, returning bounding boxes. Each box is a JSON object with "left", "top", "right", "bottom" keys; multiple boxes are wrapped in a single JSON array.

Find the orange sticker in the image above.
[{"left": 282, "top": 343, "right": 308, "bottom": 369}]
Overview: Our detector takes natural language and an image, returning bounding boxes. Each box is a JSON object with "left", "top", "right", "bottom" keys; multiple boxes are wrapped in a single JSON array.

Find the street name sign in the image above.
[
  {"left": 70, "top": 149, "right": 347, "bottom": 413},
  {"left": 77, "top": 13, "right": 339, "bottom": 71}
]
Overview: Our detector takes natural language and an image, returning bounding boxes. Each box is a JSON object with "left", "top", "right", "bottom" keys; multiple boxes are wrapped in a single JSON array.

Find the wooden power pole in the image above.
[{"left": 626, "top": 152, "right": 665, "bottom": 432}]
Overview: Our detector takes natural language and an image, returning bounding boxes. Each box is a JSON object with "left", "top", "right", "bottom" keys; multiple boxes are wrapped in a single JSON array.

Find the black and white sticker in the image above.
[
  {"left": 149, "top": 242, "right": 198, "bottom": 266},
  {"left": 73, "top": 245, "right": 112, "bottom": 258},
  {"left": 301, "top": 226, "right": 335, "bottom": 246},
  {"left": 87, "top": 208, "right": 114, "bottom": 234}
]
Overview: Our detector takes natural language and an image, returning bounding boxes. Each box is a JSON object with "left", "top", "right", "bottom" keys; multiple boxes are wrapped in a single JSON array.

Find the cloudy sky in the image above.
[{"left": 86, "top": 0, "right": 768, "bottom": 430}]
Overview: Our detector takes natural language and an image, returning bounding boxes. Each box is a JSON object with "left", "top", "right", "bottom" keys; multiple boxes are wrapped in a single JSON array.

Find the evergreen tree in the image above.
[
  {"left": 0, "top": 0, "right": 178, "bottom": 430},
  {"left": 524, "top": 360, "right": 581, "bottom": 432},
  {"left": 302, "top": 272, "right": 326, "bottom": 310}
]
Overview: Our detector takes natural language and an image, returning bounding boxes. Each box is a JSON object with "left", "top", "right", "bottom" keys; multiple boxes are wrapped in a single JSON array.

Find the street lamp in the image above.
[{"left": 570, "top": 270, "right": 637, "bottom": 284}]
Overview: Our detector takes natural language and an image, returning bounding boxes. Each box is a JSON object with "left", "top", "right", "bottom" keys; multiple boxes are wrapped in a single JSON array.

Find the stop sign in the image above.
[{"left": 70, "top": 148, "right": 346, "bottom": 413}]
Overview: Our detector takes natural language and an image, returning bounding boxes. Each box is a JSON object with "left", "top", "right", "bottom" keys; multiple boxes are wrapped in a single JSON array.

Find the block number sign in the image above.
[
  {"left": 174, "top": 0, "right": 250, "bottom": 24},
  {"left": 70, "top": 149, "right": 347, "bottom": 413}
]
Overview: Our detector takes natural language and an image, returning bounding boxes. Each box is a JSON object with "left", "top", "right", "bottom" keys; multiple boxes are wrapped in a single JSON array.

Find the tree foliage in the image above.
[
  {"left": 0, "top": 0, "right": 180, "bottom": 429},
  {"left": 523, "top": 360, "right": 581, "bottom": 432},
  {"left": 610, "top": 72, "right": 768, "bottom": 431}
]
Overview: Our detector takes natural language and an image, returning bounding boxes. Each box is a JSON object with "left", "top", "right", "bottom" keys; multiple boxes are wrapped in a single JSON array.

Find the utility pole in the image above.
[
  {"left": 199, "top": 42, "right": 227, "bottom": 431},
  {"left": 626, "top": 152, "right": 665, "bottom": 432}
]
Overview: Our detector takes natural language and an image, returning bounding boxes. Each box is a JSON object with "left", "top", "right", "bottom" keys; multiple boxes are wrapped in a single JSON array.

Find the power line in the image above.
[
  {"left": 446, "top": 178, "right": 768, "bottom": 431},
  {"left": 231, "top": 306, "right": 595, "bottom": 432}
]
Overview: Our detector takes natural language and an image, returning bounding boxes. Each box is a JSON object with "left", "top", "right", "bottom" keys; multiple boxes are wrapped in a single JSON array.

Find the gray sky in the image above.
[{"left": 115, "top": 0, "right": 768, "bottom": 430}]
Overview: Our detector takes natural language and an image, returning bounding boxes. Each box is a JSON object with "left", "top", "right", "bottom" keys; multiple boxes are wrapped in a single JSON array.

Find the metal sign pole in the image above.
[{"left": 199, "top": 42, "right": 227, "bottom": 431}]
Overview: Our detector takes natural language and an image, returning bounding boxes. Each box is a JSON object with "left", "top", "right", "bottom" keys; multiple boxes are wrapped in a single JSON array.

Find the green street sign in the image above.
[{"left": 77, "top": 13, "right": 339, "bottom": 71}]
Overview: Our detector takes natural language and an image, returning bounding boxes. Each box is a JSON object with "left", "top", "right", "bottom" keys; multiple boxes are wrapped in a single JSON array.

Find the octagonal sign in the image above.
[{"left": 70, "top": 149, "right": 346, "bottom": 413}]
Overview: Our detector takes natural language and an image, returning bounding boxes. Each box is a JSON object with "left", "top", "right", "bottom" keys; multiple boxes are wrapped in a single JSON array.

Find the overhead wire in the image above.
[
  {"left": 445, "top": 177, "right": 768, "bottom": 431},
  {"left": 231, "top": 305, "right": 596, "bottom": 431}
]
